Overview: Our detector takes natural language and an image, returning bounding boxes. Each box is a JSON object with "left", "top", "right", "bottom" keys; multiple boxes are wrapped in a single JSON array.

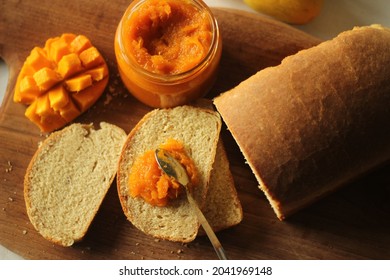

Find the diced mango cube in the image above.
[
  {"left": 18, "top": 63, "right": 36, "bottom": 77},
  {"left": 15, "top": 76, "right": 41, "bottom": 103},
  {"left": 33, "top": 67, "right": 61, "bottom": 91},
  {"left": 71, "top": 35, "right": 92, "bottom": 54},
  {"left": 26, "top": 47, "right": 52, "bottom": 72},
  {"left": 25, "top": 96, "right": 68, "bottom": 132},
  {"left": 35, "top": 94, "right": 52, "bottom": 117},
  {"left": 20, "top": 76, "right": 38, "bottom": 93},
  {"left": 79, "top": 47, "right": 103, "bottom": 69},
  {"left": 25, "top": 101, "right": 42, "bottom": 127},
  {"left": 19, "top": 76, "right": 41, "bottom": 99},
  {"left": 61, "top": 33, "right": 76, "bottom": 44},
  {"left": 14, "top": 65, "right": 42, "bottom": 103},
  {"left": 59, "top": 98, "right": 80, "bottom": 122},
  {"left": 72, "top": 90, "right": 98, "bottom": 112},
  {"left": 40, "top": 113, "right": 68, "bottom": 132},
  {"left": 48, "top": 38, "right": 70, "bottom": 63},
  {"left": 85, "top": 65, "right": 108, "bottom": 82},
  {"left": 48, "top": 85, "right": 69, "bottom": 110},
  {"left": 57, "top": 53, "right": 82, "bottom": 79},
  {"left": 65, "top": 74, "right": 92, "bottom": 92},
  {"left": 44, "top": 36, "right": 59, "bottom": 52},
  {"left": 14, "top": 90, "right": 38, "bottom": 104},
  {"left": 71, "top": 76, "right": 108, "bottom": 112}
]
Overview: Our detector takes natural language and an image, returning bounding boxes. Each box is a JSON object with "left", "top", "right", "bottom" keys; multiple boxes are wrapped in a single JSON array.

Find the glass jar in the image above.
[{"left": 114, "top": 0, "right": 222, "bottom": 108}]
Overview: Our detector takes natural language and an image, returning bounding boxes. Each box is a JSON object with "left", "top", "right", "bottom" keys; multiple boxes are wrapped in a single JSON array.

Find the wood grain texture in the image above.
[{"left": 1, "top": 0, "right": 389, "bottom": 260}]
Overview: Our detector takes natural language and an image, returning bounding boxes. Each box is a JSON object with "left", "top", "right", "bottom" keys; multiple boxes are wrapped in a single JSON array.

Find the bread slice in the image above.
[
  {"left": 117, "top": 105, "right": 222, "bottom": 242},
  {"left": 214, "top": 25, "right": 390, "bottom": 220},
  {"left": 200, "top": 139, "right": 243, "bottom": 234},
  {"left": 191, "top": 99, "right": 243, "bottom": 234},
  {"left": 24, "top": 122, "right": 127, "bottom": 246}
]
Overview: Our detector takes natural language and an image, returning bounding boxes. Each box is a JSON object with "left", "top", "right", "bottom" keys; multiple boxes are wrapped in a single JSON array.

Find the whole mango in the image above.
[{"left": 243, "top": 0, "right": 324, "bottom": 25}]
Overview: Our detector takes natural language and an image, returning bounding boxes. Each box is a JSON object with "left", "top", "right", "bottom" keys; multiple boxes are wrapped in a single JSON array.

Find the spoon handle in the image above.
[{"left": 185, "top": 187, "right": 228, "bottom": 260}]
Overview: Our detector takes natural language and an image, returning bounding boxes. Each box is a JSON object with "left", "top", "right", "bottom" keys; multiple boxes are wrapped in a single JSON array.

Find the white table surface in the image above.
[{"left": 1, "top": 0, "right": 389, "bottom": 260}]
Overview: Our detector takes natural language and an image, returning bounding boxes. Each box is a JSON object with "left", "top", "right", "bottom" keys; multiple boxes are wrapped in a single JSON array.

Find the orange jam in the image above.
[
  {"left": 115, "top": 0, "right": 222, "bottom": 108},
  {"left": 128, "top": 139, "right": 199, "bottom": 206}
]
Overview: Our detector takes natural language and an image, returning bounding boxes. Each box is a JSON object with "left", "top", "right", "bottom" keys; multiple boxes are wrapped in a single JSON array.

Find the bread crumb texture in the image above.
[{"left": 24, "top": 122, "right": 127, "bottom": 246}]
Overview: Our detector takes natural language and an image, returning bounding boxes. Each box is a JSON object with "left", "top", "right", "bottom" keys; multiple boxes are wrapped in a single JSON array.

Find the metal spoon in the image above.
[{"left": 155, "top": 148, "right": 228, "bottom": 260}]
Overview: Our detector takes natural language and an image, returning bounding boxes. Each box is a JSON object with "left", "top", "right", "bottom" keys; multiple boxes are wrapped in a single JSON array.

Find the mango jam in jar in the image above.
[{"left": 115, "top": 0, "right": 222, "bottom": 108}]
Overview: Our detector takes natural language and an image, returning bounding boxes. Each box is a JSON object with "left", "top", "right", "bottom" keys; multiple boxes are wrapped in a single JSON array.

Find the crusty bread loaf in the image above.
[
  {"left": 117, "top": 105, "right": 223, "bottom": 242},
  {"left": 24, "top": 122, "right": 127, "bottom": 246},
  {"left": 214, "top": 25, "right": 390, "bottom": 220}
]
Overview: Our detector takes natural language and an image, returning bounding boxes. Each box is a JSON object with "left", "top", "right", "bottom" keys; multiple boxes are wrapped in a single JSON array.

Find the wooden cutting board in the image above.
[{"left": 1, "top": 0, "right": 389, "bottom": 260}]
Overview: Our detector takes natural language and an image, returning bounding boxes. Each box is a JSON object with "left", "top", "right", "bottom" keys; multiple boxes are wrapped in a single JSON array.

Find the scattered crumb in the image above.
[
  {"left": 108, "top": 85, "right": 115, "bottom": 93},
  {"left": 135, "top": 242, "right": 139, "bottom": 246},
  {"left": 104, "top": 92, "right": 113, "bottom": 106},
  {"left": 8, "top": 197, "right": 14, "bottom": 202},
  {"left": 22, "top": 230, "right": 27, "bottom": 235},
  {"left": 177, "top": 249, "right": 183, "bottom": 254},
  {"left": 154, "top": 239, "right": 160, "bottom": 242},
  {"left": 5, "top": 161, "right": 12, "bottom": 173},
  {"left": 170, "top": 250, "right": 174, "bottom": 254},
  {"left": 2, "top": 207, "right": 5, "bottom": 211}
]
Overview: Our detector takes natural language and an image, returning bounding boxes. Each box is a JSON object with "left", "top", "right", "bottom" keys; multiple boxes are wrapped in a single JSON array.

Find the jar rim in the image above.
[{"left": 115, "top": 0, "right": 220, "bottom": 83}]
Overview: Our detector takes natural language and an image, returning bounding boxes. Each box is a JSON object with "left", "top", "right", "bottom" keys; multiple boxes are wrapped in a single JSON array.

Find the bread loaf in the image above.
[
  {"left": 117, "top": 105, "right": 242, "bottom": 242},
  {"left": 214, "top": 25, "right": 390, "bottom": 220},
  {"left": 24, "top": 122, "right": 127, "bottom": 246}
]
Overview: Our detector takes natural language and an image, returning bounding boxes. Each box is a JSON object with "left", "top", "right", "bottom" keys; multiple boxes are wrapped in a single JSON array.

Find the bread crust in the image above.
[{"left": 214, "top": 25, "right": 390, "bottom": 220}]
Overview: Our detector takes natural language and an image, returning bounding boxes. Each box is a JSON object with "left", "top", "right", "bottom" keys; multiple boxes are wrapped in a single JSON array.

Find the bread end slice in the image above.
[{"left": 24, "top": 122, "right": 127, "bottom": 246}]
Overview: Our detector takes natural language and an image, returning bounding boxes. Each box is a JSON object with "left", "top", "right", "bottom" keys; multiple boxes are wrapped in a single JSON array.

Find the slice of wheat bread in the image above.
[
  {"left": 24, "top": 122, "right": 127, "bottom": 246},
  {"left": 200, "top": 139, "right": 243, "bottom": 234},
  {"left": 117, "top": 105, "right": 222, "bottom": 242},
  {"left": 191, "top": 99, "right": 243, "bottom": 234}
]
